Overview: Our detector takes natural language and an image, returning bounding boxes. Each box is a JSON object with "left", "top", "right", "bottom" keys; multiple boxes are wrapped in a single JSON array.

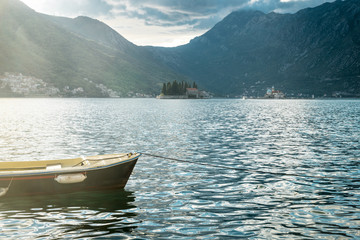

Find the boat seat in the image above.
[{"left": 46, "top": 164, "right": 62, "bottom": 170}]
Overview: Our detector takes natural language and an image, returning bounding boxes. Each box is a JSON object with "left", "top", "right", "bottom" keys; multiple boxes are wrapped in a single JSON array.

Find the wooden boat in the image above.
[{"left": 0, "top": 153, "right": 140, "bottom": 198}]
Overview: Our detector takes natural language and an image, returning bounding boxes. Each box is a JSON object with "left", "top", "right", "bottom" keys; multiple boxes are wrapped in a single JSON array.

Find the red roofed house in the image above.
[{"left": 186, "top": 88, "right": 199, "bottom": 98}]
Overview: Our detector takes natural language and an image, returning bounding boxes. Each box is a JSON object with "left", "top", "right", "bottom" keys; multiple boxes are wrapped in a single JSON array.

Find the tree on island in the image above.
[{"left": 161, "top": 80, "right": 198, "bottom": 95}]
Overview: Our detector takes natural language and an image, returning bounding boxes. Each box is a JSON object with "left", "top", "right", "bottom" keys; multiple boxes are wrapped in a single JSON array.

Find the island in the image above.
[
  {"left": 264, "top": 86, "right": 285, "bottom": 99},
  {"left": 157, "top": 80, "right": 211, "bottom": 99}
]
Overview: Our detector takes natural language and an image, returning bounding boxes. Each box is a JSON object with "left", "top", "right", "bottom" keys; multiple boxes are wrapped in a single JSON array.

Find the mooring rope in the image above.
[
  {"left": 0, "top": 177, "right": 13, "bottom": 197},
  {"left": 142, "top": 153, "right": 248, "bottom": 171},
  {"left": 141, "top": 152, "right": 358, "bottom": 181}
]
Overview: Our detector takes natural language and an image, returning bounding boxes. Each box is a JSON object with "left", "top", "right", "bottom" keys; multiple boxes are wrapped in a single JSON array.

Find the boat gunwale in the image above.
[{"left": 0, "top": 153, "right": 141, "bottom": 178}]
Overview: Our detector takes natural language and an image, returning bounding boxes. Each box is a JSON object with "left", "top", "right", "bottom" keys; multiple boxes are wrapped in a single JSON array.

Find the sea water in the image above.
[{"left": 0, "top": 98, "right": 359, "bottom": 239}]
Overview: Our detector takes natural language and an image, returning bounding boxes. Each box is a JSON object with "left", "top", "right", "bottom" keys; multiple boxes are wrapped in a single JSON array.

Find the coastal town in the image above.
[
  {"left": 0, "top": 72, "right": 352, "bottom": 99},
  {"left": 0, "top": 72, "right": 152, "bottom": 98},
  {"left": 0, "top": 72, "right": 60, "bottom": 97}
]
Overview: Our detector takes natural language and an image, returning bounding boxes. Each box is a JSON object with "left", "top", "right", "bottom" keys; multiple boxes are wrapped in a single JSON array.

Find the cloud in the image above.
[
  {"left": 22, "top": 0, "right": 112, "bottom": 17},
  {"left": 22, "top": 0, "right": 336, "bottom": 46},
  {"left": 104, "top": 0, "right": 335, "bottom": 28},
  {"left": 106, "top": 0, "right": 249, "bottom": 29},
  {"left": 102, "top": 0, "right": 335, "bottom": 46}
]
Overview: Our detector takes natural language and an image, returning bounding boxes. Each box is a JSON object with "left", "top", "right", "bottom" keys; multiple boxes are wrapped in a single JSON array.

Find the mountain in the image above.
[
  {"left": 46, "top": 15, "right": 136, "bottom": 53},
  {"left": 1, "top": 0, "right": 359, "bottom": 98},
  {"left": 148, "top": 0, "right": 360, "bottom": 97},
  {"left": 0, "top": 0, "right": 187, "bottom": 97}
]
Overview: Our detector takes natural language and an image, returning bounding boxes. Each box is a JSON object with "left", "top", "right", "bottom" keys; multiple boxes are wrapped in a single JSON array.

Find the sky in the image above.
[{"left": 21, "top": 0, "right": 335, "bottom": 47}]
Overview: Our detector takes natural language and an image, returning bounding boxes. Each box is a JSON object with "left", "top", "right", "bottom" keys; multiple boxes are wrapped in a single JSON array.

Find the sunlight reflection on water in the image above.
[{"left": 0, "top": 98, "right": 359, "bottom": 239}]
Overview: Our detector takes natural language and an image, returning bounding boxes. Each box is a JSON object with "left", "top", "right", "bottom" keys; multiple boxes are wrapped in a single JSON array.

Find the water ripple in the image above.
[{"left": 0, "top": 99, "right": 360, "bottom": 239}]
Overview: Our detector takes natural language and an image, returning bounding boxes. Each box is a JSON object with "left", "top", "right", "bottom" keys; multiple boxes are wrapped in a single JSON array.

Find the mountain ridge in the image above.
[
  {"left": 148, "top": 0, "right": 360, "bottom": 97},
  {"left": 46, "top": 15, "right": 137, "bottom": 52},
  {"left": 1, "top": 0, "right": 359, "bottom": 97},
  {"left": 0, "top": 0, "right": 188, "bottom": 97}
]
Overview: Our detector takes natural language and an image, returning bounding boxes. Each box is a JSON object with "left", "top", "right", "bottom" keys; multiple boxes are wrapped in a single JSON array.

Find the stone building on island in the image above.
[{"left": 264, "top": 86, "right": 285, "bottom": 99}]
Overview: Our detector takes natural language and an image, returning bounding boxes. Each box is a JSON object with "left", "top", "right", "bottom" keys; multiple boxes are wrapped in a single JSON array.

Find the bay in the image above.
[{"left": 0, "top": 98, "right": 359, "bottom": 239}]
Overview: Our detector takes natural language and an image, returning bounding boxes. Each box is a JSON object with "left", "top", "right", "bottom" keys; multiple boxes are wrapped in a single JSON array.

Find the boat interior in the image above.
[{"left": 0, "top": 153, "right": 138, "bottom": 173}]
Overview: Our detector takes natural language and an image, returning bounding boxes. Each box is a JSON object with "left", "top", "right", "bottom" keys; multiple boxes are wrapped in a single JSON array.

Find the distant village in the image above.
[
  {"left": 0, "top": 73, "right": 152, "bottom": 98},
  {"left": 0, "top": 73, "right": 351, "bottom": 99},
  {"left": 0, "top": 72, "right": 60, "bottom": 97}
]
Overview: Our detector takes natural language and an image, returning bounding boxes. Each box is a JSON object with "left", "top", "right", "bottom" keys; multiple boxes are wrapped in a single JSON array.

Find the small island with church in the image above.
[
  {"left": 157, "top": 80, "right": 211, "bottom": 99},
  {"left": 264, "top": 86, "right": 285, "bottom": 99}
]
